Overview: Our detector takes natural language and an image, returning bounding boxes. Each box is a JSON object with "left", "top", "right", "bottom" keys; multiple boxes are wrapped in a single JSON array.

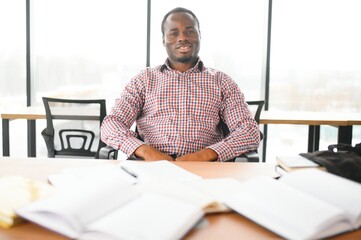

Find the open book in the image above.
[
  {"left": 222, "top": 169, "right": 361, "bottom": 239},
  {"left": 49, "top": 161, "right": 202, "bottom": 188},
  {"left": 48, "top": 160, "right": 226, "bottom": 213},
  {"left": 17, "top": 171, "right": 204, "bottom": 240},
  {"left": 119, "top": 161, "right": 229, "bottom": 212}
]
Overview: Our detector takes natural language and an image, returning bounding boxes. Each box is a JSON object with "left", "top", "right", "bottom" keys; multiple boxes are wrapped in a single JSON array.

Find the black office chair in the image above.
[
  {"left": 99, "top": 100, "right": 265, "bottom": 161},
  {"left": 41, "top": 97, "right": 107, "bottom": 159}
]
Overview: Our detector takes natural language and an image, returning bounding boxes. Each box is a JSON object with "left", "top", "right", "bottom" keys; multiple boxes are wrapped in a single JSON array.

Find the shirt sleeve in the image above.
[
  {"left": 207, "top": 73, "right": 261, "bottom": 162},
  {"left": 100, "top": 70, "right": 147, "bottom": 157}
]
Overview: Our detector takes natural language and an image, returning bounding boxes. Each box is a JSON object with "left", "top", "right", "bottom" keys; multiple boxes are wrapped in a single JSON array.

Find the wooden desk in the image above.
[
  {"left": 1, "top": 107, "right": 45, "bottom": 157},
  {"left": 2, "top": 108, "right": 361, "bottom": 157},
  {"left": 1, "top": 107, "right": 101, "bottom": 157},
  {"left": 260, "top": 111, "right": 361, "bottom": 152},
  {"left": 0, "top": 157, "right": 360, "bottom": 240}
]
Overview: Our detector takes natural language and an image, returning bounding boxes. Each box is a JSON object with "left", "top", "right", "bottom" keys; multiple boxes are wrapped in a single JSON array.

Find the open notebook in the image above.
[
  {"left": 17, "top": 171, "right": 204, "bottom": 240},
  {"left": 221, "top": 169, "right": 361, "bottom": 239},
  {"left": 48, "top": 160, "right": 228, "bottom": 213}
]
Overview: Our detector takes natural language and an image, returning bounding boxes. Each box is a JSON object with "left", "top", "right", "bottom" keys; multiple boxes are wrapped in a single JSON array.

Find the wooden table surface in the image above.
[
  {"left": 0, "top": 157, "right": 360, "bottom": 240},
  {"left": 3, "top": 108, "right": 361, "bottom": 125},
  {"left": 260, "top": 110, "right": 361, "bottom": 125}
]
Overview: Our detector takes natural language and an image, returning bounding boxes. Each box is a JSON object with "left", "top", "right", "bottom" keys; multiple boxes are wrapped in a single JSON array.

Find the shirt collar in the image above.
[{"left": 160, "top": 58, "right": 204, "bottom": 73}]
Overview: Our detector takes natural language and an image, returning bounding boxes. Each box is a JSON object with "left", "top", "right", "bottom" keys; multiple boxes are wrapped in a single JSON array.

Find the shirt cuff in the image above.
[
  {"left": 118, "top": 137, "right": 145, "bottom": 157},
  {"left": 207, "top": 141, "right": 234, "bottom": 162}
]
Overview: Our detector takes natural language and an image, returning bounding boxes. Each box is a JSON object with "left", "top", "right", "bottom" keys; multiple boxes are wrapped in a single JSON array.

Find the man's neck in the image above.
[{"left": 168, "top": 59, "right": 198, "bottom": 72}]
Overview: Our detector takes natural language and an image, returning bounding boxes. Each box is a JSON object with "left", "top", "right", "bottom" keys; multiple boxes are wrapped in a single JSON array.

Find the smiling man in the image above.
[{"left": 101, "top": 7, "right": 260, "bottom": 162}]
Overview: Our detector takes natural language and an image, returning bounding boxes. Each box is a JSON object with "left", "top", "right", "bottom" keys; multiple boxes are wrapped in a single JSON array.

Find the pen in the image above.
[{"left": 120, "top": 166, "right": 138, "bottom": 178}]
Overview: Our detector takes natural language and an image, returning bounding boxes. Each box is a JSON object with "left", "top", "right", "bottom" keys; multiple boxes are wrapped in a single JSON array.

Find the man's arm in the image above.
[
  {"left": 207, "top": 77, "right": 261, "bottom": 161},
  {"left": 101, "top": 71, "right": 147, "bottom": 157}
]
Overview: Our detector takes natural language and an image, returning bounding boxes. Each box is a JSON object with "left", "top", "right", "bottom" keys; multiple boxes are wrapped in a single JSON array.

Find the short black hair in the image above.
[{"left": 161, "top": 7, "right": 200, "bottom": 36}]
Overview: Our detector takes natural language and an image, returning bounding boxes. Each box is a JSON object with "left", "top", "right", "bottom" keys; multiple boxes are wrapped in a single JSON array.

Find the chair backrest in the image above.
[
  {"left": 41, "top": 97, "right": 107, "bottom": 159},
  {"left": 246, "top": 100, "right": 265, "bottom": 124}
]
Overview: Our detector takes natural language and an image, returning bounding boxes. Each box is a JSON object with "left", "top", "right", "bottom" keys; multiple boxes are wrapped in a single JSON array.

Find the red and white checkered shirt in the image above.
[{"left": 101, "top": 59, "right": 260, "bottom": 161}]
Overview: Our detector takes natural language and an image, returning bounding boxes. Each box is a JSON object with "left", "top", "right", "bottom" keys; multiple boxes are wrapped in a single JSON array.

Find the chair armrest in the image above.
[
  {"left": 98, "top": 146, "right": 118, "bottom": 159},
  {"left": 234, "top": 151, "right": 260, "bottom": 162}
]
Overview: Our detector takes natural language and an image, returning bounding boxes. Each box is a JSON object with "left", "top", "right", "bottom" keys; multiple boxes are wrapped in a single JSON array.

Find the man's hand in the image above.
[
  {"left": 134, "top": 144, "right": 174, "bottom": 161},
  {"left": 175, "top": 148, "right": 218, "bottom": 162}
]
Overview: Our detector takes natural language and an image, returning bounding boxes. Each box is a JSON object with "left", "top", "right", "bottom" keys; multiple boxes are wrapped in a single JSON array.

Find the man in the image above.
[{"left": 101, "top": 7, "right": 260, "bottom": 162}]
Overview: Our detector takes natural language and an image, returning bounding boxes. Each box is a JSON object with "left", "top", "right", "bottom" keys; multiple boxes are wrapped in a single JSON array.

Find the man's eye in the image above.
[
  {"left": 169, "top": 32, "right": 178, "bottom": 37},
  {"left": 186, "top": 30, "right": 198, "bottom": 36}
]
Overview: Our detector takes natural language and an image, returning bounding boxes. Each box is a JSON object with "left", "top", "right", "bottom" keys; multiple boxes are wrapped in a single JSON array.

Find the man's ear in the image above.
[{"left": 162, "top": 36, "right": 165, "bottom": 46}]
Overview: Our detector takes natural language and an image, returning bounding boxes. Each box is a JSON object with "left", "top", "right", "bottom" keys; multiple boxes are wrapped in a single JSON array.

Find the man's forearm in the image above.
[{"left": 134, "top": 144, "right": 174, "bottom": 161}]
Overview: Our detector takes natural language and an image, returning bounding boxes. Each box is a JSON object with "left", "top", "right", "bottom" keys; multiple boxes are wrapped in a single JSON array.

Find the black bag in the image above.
[{"left": 300, "top": 143, "right": 361, "bottom": 183}]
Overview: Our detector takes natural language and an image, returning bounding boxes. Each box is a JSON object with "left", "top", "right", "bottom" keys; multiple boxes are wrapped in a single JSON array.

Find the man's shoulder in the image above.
[
  {"left": 132, "top": 65, "right": 164, "bottom": 80},
  {"left": 140, "top": 65, "right": 164, "bottom": 73},
  {"left": 202, "top": 66, "right": 232, "bottom": 80},
  {"left": 201, "top": 66, "right": 239, "bottom": 91},
  {"left": 203, "top": 66, "right": 223, "bottom": 74}
]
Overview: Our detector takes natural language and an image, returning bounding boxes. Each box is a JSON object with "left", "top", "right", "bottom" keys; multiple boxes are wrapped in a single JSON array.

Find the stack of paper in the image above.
[
  {"left": 0, "top": 175, "right": 55, "bottom": 228},
  {"left": 276, "top": 155, "right": 325, "bottom": 173}
]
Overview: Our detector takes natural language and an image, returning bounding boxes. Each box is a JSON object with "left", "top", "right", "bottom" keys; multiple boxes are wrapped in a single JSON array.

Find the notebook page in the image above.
[
  {"left": 119, "top": 160, "right": 202, "bottom": 182},
  {"left": 48, "top": 165, "right": 137, "bottom": 189},
  {"left": 279, "top": 169, "right": 361, "bottom": 228},
  {"left": 17, "top": 173, "right": 139, "bottom": 238},
  {"left": 135, "top": 178, "right": 228, "bottom": 213},
  {"left": 224, "top": 176, "right": 349, "bottom": 240},
  {"left": 189, "top": 177, "right": 244, "bottom": 202},
  {"left": 82, "top": 193, "right": 204, "bottom": 240}
]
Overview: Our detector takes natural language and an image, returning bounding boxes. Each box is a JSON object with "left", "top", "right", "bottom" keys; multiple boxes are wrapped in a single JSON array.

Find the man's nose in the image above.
[{"left": 177, "top": 32, "right": 188, "bottom": 41}]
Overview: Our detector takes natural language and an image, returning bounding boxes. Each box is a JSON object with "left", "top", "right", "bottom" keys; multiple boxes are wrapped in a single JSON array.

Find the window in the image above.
[
  {"left": 32, "top": 0, "right": 147, "bottom": 108},
  {"left": 268, "top": 0, "right": 361, "bottom": 162},
  {"left": 31, "top": 0, "right": 147, "bottom": 156},
  {"left": 3, "top": 0, "right": 360, "bottom": 159},
  {"left": 0, "top": 0, "right": 26, "bottom": 156}
]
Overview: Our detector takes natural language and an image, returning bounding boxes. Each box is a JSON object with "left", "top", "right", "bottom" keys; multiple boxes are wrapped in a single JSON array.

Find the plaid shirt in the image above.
[{"left": 101, "top": 59, "right": 260, "bottom": 161}]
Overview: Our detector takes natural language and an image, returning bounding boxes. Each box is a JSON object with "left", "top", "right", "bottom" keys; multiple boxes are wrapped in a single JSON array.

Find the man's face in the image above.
[{"left": 163, "top": 12, "right": 200, "bottom": 65}]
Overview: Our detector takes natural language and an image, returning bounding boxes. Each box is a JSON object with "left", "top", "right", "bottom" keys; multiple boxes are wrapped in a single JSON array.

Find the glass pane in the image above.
[
  {"left": 353, "top": 126, "right": 361, "bottom": 146},
  {"left": 151, "top": 0, "right": 267, "bottom": 100},
  {"left": 32, "top": 0, "right": 147, "bottom": 157},
  {"left": 268, "top": 0, "right": 361, "bottom": 162},
  {"left": 0, "top": 0, "right": 27, "bottom": 156},
  {"left": 32, "top": 0, "right": 147, "bottom": 109}
]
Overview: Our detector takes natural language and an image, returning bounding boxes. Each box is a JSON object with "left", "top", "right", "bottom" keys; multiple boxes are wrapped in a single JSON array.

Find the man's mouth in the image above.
[{"left": 177, "top": 45, "right": 191, "bottom": 53}]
